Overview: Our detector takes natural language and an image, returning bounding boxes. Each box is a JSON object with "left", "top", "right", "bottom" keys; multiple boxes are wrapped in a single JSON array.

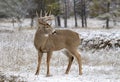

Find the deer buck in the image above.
[{"left": 34, "top": 12, "right": 82, "bottom": 77}]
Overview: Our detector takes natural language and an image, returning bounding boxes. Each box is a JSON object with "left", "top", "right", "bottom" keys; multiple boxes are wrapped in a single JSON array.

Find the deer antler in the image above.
[
  {"left": 36, "top": 11, "right": 39, "bottom": 18},
  {"left": 40, "top": 10, "right": 42, "bottom": 17},
  {"left": 45, "top": 11, "right": 48, "bottom": 16},
  {"left": 49, "top": 10, "right": 51, "bottom": 16}
]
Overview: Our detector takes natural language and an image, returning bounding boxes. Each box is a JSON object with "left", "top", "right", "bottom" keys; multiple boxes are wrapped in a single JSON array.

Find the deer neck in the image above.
[
  {"left": 36, "top": 28, "right": 49, "bottom": 37},
  {"left": 34, "top": 29, "right": 49, "bottom": 51}
]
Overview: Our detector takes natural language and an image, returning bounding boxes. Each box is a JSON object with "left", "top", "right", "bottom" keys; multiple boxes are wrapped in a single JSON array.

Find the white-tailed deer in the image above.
[{"left": 34, "top": 13, "right": 82, "bottom": 77}]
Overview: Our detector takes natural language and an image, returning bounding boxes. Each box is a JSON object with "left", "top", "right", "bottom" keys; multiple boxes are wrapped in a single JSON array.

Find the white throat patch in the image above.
[
  {"left": 52, "top": 29, "right": 56, "bottom": 33},
  {"left": 44, "top": 34, "right": 49, "bottom": 37}
]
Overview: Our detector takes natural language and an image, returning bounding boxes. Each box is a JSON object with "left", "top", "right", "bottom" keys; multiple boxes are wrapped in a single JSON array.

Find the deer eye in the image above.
[{"left": 46, "top": 23, "right": 49, "bottom": 25}]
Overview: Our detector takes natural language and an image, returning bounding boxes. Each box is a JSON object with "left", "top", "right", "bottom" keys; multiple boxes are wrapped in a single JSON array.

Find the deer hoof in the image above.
[
  {"left": 79, "top": 72, "right": 82, "bottom": 75},
  {"left": 35, "top": 72, "right": 39, "bottom": 75},
  {"left": 46, "top": 74, "right": 52, "bottom": 77},
  {"left": 65, "top": 72, "right": 69, "bottom": 74}
]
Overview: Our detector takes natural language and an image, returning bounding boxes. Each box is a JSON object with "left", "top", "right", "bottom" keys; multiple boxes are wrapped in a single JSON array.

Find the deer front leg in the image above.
[
  {"left": 35, "top": 51, "right": 43, "bottom": 75},
  {"left": 46, "top": 51, "right": 52, "bottom": 77}
]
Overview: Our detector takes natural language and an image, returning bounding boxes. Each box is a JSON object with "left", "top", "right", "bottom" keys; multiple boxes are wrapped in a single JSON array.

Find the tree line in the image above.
[{"left": 0, "top": 0, "right": 120, "bottom": 28}]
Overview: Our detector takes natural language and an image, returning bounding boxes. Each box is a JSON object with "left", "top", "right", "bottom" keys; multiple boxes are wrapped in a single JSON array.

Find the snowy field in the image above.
[{"left": 0, "top": 18, "right": 120, "bottom": 82}]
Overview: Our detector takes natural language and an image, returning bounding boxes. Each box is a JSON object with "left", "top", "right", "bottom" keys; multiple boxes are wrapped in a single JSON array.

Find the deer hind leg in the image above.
[
  {"left": 46, "top": 51, "right": 53, "bottom": 77},
  {"left": 69, "top": 49, "right": 82, "bottom": 75},
  {"left": 64, "top": 50, "right": 74, "bottom": 74},
  {"left": 35, "top": 51, "right": 43, "bottom": 75}
]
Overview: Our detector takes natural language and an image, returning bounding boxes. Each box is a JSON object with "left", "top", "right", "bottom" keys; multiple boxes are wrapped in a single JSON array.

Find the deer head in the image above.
[{"left": 36, "top": 11, "right": 55, "bottom": 34}]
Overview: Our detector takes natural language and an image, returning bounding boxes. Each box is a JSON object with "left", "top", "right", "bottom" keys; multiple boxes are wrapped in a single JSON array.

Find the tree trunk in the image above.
[
  {"left": 81, "top": 0, "right": 87, "bottom": 28},
  {"left": 12, "top": 17, "right": 15, "bottom": 28},
  {"left": 36, "top": 0, "right": 46, "bottom": 16},
  {"left": 83, "top": 0, "right": 87, "bottom": 27},
  {"left": 106, "top": 18, "right": 109, "bottom": 29},
  {"left": 42, "top": 0, "right": 46, "bottom": 16},
  {"left": 64, "top": 0, "right": 67, "bottom": 27},
  {"left": 73, "top": 0, "right": 78, "bottom": 27},
  {"left": 31, "top": 16, "right": 34, "bottom": 28},
  {"left": 81, "top": 0, "right": 84, "bottom": 27},
  {"left": 57, "top": 15, "right": 61, "bottom": 27},
  {"left": 106, "top": 2, "right": 110, "bottom": 29}
]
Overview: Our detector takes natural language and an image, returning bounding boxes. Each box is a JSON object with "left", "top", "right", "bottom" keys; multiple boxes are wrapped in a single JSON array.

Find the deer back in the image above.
[{"left": 43, "top": 30, "right": 81, "bottom": 51}]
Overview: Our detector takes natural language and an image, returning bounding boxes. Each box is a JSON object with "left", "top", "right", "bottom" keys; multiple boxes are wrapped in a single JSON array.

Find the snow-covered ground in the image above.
[
  {"left": 0, "top": 18, "right": 120, "bottom": 82},
  {"left": 0, "top": 29, "right": 120, "bottom": 82}
]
